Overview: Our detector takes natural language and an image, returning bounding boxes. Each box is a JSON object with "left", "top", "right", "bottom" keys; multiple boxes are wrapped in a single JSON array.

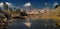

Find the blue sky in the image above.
[{"left": 0, "top": 0, "right": 60, "bottom": 9}]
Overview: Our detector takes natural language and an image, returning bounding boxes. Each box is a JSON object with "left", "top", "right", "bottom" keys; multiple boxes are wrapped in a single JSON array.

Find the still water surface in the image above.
[{"left": 8, "top": 18, "right": 60, "bottom": 29}]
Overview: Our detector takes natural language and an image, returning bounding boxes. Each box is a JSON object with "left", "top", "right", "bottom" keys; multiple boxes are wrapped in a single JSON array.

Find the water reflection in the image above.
[
  {"left": 8, "top": 18, "right": 28, "bottom": 29},
  {"left": 8, "top": 18, "right": 60, "bottom": 29}
]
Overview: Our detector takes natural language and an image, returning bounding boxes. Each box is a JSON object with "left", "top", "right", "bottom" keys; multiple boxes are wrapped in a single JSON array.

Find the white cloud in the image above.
[
  {"left": 6, "top": 2, "right": 12, "bottom": 7},
  {"left": 0, "top": 2, "right": 3, "bottom": 7},
  {"left": 45, "top": 2, "right": 51, "bottom": 6},
  {"left": 24, "top": 2, "right": 31, "bottom": 7},
  {"left": 0, "top": 2, "right": 13, "bottom": 7},
  {"left": 6, "top": 2, "right": 12, "bottom": 5},
  {"left": 53, "top": 2, "right": 59, "bottom": 7},
  {"left": 45, "top": 2, "right": 48, "bottom": 5},
  {"left": 0, "top": 2, "right": 16, "bottom": 10}
]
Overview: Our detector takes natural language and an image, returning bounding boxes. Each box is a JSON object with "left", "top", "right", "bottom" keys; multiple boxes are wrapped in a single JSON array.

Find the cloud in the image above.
[
  {"left": 0, "top": 2, "right": 16, "bottom": 10},
  {"left": 53, "top": 2, "right": 59, "bottom": 7},
  {"left": 6, "top": 2, "right": 12, "bottom": 7},
  {"left": 0, "top": 2, "right": 20, "bottom": 10},
  {"left": 0, "top": 2, "right": 13, "bottom": 7},
  {"left": 45, "top": 2, "right": 48, "bottom": 5},
  {"left": 6, "top": 2, "right": 12, "bottom": 5},
  {"left": 0, "top": 2, "right": 3, "bottom": 7},
  {"left": 24, "top": 2, "right": 31, "bottom": 7},
  {"left": 45, "top": 2, "right": 51, "bottom": 5}
]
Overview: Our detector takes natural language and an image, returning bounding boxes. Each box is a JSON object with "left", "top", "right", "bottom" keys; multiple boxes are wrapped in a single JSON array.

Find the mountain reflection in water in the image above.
[{"left": 8, "top": 18, "right": 60, "bottom": 29}]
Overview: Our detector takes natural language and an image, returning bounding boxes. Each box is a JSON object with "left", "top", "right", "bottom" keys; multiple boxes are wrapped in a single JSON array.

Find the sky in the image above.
[{"left": 0, "top": 0, "right": 60, "bottom": 9}]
